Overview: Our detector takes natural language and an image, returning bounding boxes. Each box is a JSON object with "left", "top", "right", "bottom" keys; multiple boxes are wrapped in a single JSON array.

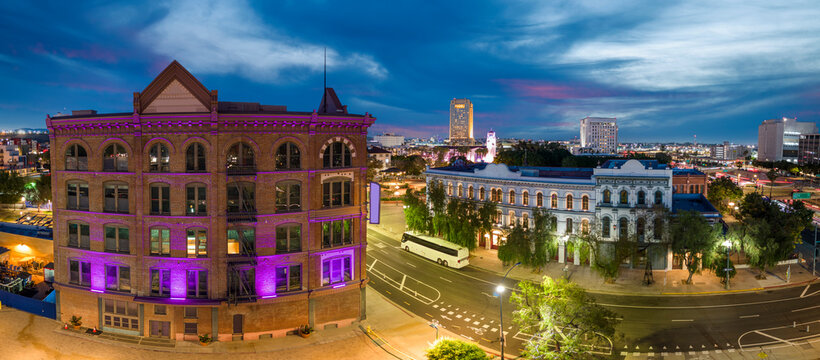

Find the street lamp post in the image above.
[
  {"left": 497, "top": 262, "right": 521, "bottom": 360},
  {"left": 722, "top": 239, "right": 732, "bottom": 290},
  {"left": 429, "top": 319, "right": 439, "bottom": 341}
]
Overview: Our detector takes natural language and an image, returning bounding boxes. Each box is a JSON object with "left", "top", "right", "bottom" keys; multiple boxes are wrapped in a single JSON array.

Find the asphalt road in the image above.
[{"left": 365, "top": 227, "right": 820, "bottom": 358}]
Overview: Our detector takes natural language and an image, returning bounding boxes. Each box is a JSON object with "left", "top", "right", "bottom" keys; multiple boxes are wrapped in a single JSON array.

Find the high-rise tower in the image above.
[{"left": 449, "top": 98, "right": 473, "bottom": 145}]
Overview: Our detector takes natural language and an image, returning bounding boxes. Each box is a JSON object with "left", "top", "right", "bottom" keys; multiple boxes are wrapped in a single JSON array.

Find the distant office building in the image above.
[
  {"left": 758, "top": 117, "right": 818, "bottom": 163},
  {"left": 710, "top": 141, "right": 744, "bottom": 160},
  {"left": 579, "top": 117, "right": 618, "bottom": 154},
  {"left": 368, "top": 146, "right": 391, "bottom": 169},
  {"left": 373, "top": 133, "right": 405, "bottom": 148},
  {"left": 449, "top": 98, "right": 473, "bottom": 145},
  {"left": 799, "top": 134, "right": 820, "bottom": 166}
]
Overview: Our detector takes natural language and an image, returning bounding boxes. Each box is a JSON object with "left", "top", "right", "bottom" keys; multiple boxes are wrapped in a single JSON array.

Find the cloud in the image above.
[
  {"left": 139, "top": 0, "right": 387, "bottom": 82},
  {"left": 496, "top": 79, "right": 619, "bottom": 100}
]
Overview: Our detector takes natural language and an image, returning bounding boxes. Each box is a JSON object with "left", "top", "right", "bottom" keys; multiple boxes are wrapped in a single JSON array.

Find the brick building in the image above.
[
  {"left": 47, "top": 61, "right": 375, "bottom": 341},
  {"left": 672, "top": 168, "right": 707, "bottom": 197}
]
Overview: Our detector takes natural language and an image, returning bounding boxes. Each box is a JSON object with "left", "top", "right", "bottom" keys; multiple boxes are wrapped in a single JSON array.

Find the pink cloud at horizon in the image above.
[{"left": 496, "top": 79, "right": 618, "bottom": 100}]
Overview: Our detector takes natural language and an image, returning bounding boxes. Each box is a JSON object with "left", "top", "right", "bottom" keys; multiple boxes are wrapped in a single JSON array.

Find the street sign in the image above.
[{"left": 793, "top": 192, "right": 811, "bottom": 200}]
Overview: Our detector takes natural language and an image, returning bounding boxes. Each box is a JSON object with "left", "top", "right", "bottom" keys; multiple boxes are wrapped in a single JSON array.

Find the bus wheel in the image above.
[
  {"left": 436, "top": 258, "right": 442, "bottom": 265},
  {"left": 405, "top": 246, "right": 410, "bottom": 252},
  {"left": 442, "top": 260, "right": 448, "bottom": 267}
]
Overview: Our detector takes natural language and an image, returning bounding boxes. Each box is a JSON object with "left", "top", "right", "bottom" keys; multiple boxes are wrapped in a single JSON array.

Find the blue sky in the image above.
[{"left": 1, "top": 1, "right": 819, "bottom": 144}]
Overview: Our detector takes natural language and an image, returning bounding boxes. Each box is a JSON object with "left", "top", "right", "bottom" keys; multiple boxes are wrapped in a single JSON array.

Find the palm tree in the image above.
[
  {"left": 475, "top": 148, "right": 488, "bottom": 162},
  {"left": 766, "top": 169, "right": 778, "bottom": 198}
]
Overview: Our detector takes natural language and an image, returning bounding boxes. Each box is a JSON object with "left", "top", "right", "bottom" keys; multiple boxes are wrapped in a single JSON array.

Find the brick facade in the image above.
[{"left": 47, "top": 61, "right": 374, "bottom": 341}]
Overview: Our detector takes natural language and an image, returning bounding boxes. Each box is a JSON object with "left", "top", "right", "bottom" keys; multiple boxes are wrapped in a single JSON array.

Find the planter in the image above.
[
  {"left": 199, "top": 341, "right": 210, "bottom": 346},
  {"left": 73, "top": 325, "right": 81, "bottom": 330},
  {"left": 299, "top": 332, "right": 311, "bottom": 338}
]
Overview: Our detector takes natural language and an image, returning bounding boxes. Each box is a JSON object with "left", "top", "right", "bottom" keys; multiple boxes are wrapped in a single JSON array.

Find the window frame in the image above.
[
  {"left": 276, "top": 264, "right": 302, "bottom": 293},
  {"left": 105, "top": 264, "right": 131, "bottom": 292},
  {"left": 321, "top": 219, "right": 354, "bottom": 248},
  {"left": 276, "top": 180, "right": 302, "bottom": 212},
  {"left": 186, "top": 228, "right": 208, "bottom": 258},
  {"left": 276, "top": 223, "right": 302, "bottom": 253},
  {"left": 66, "top": 181, "right": 89, "bottom": 211},
  {"left": 322, "top": 141, "right": 352, "bottom": 169},
  {"left": 186, "top": 270, "right": 208, "bottom": 298},
  {"left": 227, "top": 182, "right": 256, "bottom": 214},
  {"left": 69, "top": 259, "right": 91, "bottom": 287},
  {"left": 226, "top": 142, "right": 255, "bottom": 172},
  {"left": 149, "top": 183, "right": 171, "bottom": 215},
  {"left": 148, "top": 143, "right": 170, "bottom": 173},
  {"left": 65, "top": 144, "right": 88, "bottom": 171},
  {"left": 104, "top": 225, "right": 130, "bottom": 254},
  {"left": 149, "top": 227, "right": 170, "bottom": 256},
  {"left": 67, "top": 221, "right": 90, "bottom": 249},
  {"left": 104, "top": 182, "right": 129, "bottom": 214},
  {"left": 185, "top": 183, "right": 207, "bottom": 216},
  {"left": 322, "top": 177, "right": 351, "bottom": 208},
  {"left": 227, "top": 226, "right": 255, "bottom": 256},
  {"left": 275, "top": 142, "right": 301, "bottom": 170},
  {"left": 321, "top": 255, "right": 352, "bottom": 286},
  {"left": 150, "top": 268, "right": 171, "bottom": 297},
  {"left": 185, "top": 143, "right": 207, "bottom": 172},
  {"left": 566, "top": 194, "right": 573, "bottom": 210},
  {"left": 102, "top": 143, "right": 128, "bottom": 172}
]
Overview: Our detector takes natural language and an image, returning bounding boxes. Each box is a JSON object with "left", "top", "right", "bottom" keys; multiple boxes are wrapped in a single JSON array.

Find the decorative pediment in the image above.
[{"left": 136, "top": 61, "right": 213, "bottom": 114}]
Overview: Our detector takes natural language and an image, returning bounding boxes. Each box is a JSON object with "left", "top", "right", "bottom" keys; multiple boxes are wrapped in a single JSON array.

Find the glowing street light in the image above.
[
  {"left": 722, "top": 239, "right": 732, "bottom": 290},
  {"left": 496, "top": 262, "right": 521, "bottom": 360}
]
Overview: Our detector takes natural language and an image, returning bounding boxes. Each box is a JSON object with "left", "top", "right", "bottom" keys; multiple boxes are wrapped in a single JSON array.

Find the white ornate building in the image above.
[{"left": 424, "top": 159, "right": 716, "bottom": 270}]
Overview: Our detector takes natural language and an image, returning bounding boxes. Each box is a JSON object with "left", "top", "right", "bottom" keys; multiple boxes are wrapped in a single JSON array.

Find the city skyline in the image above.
[{"left": 2, "top": 1, "right": 820, "bottom": 144}]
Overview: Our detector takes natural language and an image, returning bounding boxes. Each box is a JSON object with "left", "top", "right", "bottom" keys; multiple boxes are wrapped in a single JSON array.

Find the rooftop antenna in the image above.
[{"left": 323, "top": 47, "right": 327, "bottom": 113}]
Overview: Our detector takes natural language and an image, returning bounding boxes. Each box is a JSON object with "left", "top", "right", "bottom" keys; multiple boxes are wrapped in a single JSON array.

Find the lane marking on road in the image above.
[
  {"left": 754, "top": 331, "right": 795, "bottom": 346},
  {"left": 403, "top": 301, "right": 411, "bottom": 306},
  {"left": 439, "top": 277, "right": 453, "bottom": 283},
  {"left": 368, "top": 259, "right": 378, "bottom": 271},
  {"left": 739, "top": 314, "right": 760, "bottom": 319},
  {"left": 405, "top": 262, "right": 416, "bottom": 268},
  {"left": 671, "top": 319, "right": 694, "bottom": 322},
  {"left": 425, "top": 313, "right": 433, "bottom": 318},
  {"left": 399, "top": 275, "right": 407, "bottom": 291},
  {"left": 792, "top": 304, "right": 820, "bottom": 312},
  {"left": 801, "top": 284, "right": 810, "bottom": 297}
]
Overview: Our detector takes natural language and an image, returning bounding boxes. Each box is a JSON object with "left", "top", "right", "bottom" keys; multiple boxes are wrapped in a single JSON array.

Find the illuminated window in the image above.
[
  {"left": 566, "top": 194, "right": 573, "bottom": 210},
  {"left": 148, "top": 143, "right": 170, "bottom": 172},
  {"left": 322, "top": 256, "right": 352, "bottom": 286},
  {"left": 582, "top": 195, "right": 589, "bottom": 211},
  {"left": 149, "top": 227, "right": 170, "bottom": 256},
  {"left": 620, "top": 190, "right": 628, "bottom": 205},
  {"left": 150, "top": 269, "right": 171, "bottom": 297},
  {"left": 105, "top": 265, "right": 130, "bottom": 292},
  {"left": 603, "top": 190, "right": 611, "bottom": 204},
  {"left": 69, "top": 259, "right": 91, "bottom": 287},
  {"left": 322, "top": 219, "right": 353, "bottom": 248},
  {"left": 187, "top": 228, "right": 207, "bottom": 258},
  {"left": 226, "top": 143, "right": 255, "bottom": 173},
  {"left": 227, "top": 227, "right": 254, "bottom": 256},
  {"left": 509, "top": 190, "right": 515, "bottom": 205},
  {"left": 276, "top": 264, "right": 302, "bottom": 293},
  {"left": 103, "top": 143, "right": 128, "bottom": 172},
  {"left": 275, "top": 142, "right": 301, "bottom": 170},
  {"left": 537, "top": 193, "right": 543, "bottom": 207},
  {"left": 186, "top": 183, "right": 207, "bottom": 216},
  {"left": 551, "top": 194, "right": 558, "bottom": 209},
  {"left": 523, "top": 192, "right": 529, "bottom": 206},
  {"left": 187, "top": 270, "right": 207, "bottom": 298}
]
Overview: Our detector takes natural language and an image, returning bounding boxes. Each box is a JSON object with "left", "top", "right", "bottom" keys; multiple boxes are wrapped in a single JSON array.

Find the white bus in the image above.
[{"left": 401, "top": 232, "right": 470, "bottom": 269}]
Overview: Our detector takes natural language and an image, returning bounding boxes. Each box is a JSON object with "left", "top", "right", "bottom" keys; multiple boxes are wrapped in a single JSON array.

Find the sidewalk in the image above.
[{"left": 369, "top": 223, "right": 818, "bottom": 296}]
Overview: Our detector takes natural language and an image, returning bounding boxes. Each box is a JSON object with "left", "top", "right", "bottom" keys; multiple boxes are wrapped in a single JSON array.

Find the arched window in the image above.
[
  {"left": 185, "top": 143, "right": 206, "bottom": 172},
  {"left": 637, "top": 190, "right": 646, "bottom": 205},
  {"left": 618, "top": 218, "right": 629, "bottom": 240},
  {"left": 104, "top": 182, "right": 129, "bottom": 214},
  {"left": 275, "top": 142, "right": 301, "bottom": 170},
  {"left": 603, "top": 189, "right": 611, "bottom": 204},
  {"left": 551, "top": 194, "right": 558, "bottom": 209},
  {"left": 186, "top": 183, "right": 207, "bottom": 215},
  {"left": 66, "top": 181, "right": 89, "bottom": 211},
  {"left": 537, "top": 193, "right": 543, "bottom": 207},
  {"left": 65, "top": 144, "right": 88, "bottom": 171},
  {"left": 566, "top": 218, "right": 573, "bottom": 234},
  {"left": 227, "top": 143, "right": 255, "bottom": 173},
  {"left": 653, "top": 218, "right": 664, "bottom": 240},
  {"left": 689, "top": 185, "right": 694, "bottom": 193},
  {"left": 582, "top": 195, "right": 589, "bottom": 211},
  {"left": 227, "top": 182, "right": 255, "bottom": 213},
  {"left": 654, "top": 190, "right": 663, "bottom": 205},
  {"left": 458, "top": 184, "right": 463, "bottom": 197},
  {"left": 103, "top": 143, "right": 128, "bottom": 172},
  {"left": 637, "top": 218, "right": 646, "bottom": 241},
  {"left": 566, "top": 194, "right": 573, "bottom": 210},
  {"left": 508, "top": 211, "right": 516, "bottom": 226},
  {"left": 581, "top": 219, "right": 589, "bottom": 234},
  {"left": 509, "top": 190, "right": 515, "bottom": 205},
  {"left": 479, "top": 187, "right": 485, "bottom": 201},
  {"left": 522, "top": 213, "right": 529, "bottom": 229},
  {"left": 323, "top": 141, "right": 351, "bottom": 168},
  {"left": 602, "top": 217, "right": 611, "bottom": 238},
  {"left": 448, "top": 183, "right": 453, "bottom": 196},
  {"left": 148, "top": 143, "right": 170, "bottom": 172},
  {"left": 149, "top": 183, "right": 170, "bottom": 215},
  {"left": 67, "top": 221, "right": 90, "bottom": 249},
  {"left": 149, "top": 226, "right": 170, "bottom": 256},
  {"left": 523, "top": 191, "right": 529, "bottom": 206},
  {"left": 277, "top": 180, "right": 302, "bottom": 212},
  {"left": 186, "top": 228, "right": 208, "bottom": 258},
  {"left": 227, "top": 226, "right": 254, "bottom": 256},
  {"left": 619, "top": 190, "right": 629, "bottom": 205},
  {"left": 468, "top": 185, "right": 474, "bottom": 199},
  {"left": 276, "top": 223, "right": 302, "bottom": 253}
]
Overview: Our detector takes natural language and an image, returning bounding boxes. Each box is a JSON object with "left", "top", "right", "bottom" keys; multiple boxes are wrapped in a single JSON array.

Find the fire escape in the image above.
[{"left": 226, "top": 155, "right": 258, "bottom": 305}]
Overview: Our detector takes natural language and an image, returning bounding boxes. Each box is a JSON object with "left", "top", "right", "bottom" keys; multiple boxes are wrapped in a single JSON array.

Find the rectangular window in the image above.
[
  {"left": 104, "top": 226, "right": 129, "bottom": 253},
  {"left": 150, "top": 269, "right": 171, "bottom": 297},
  {"left": 184, "top": 322, "right": 197, "bottom": 335},
  {"left": 154, "top": 305, "right": 166, "bottom": 315},
  {"left": 150, "top": 228, "right": 170, "bottom": 256},
  {"left": 187, "top": 229, "right": 207, "bottom": 258},
  {"left": 322, "top": 256, "right": 352, "bottom": 286},
  {"left": 321, "top": 219, "right": 353, "bottom": 248},
  {"left": 66, "top": 182, "right": 89, "bottom": 211},
  {"left": 184, "top": 307, "right": 197, "bottom": 319},
  {"left": 322, "top": 179, "right": 352, "bottom": 208},
  {"left": 275, "top": 264, "right": 302, "bottom": 293},
  {"left": 186, "top": 185, "right": 207, "bottom": 215},
  {"left": 105, "top": 265, "right": 131, "bottom": 292},
  {"left": 104, "top": 183, "right": 129, "bottom": 213},
  {"left": 69, "top": 259, "right": 91, "bottom": 287},
  {"left": 67, "top": 222, "right": 90, "bottom": 249},
  {"left": 103, "top": 299, "right": 138, "bottom": 330},
  {"left": 227, "top": 228, "right": 255, "bottom": 256},
  {"left": 276, "top": 181, "right": 302, "bottom": 212},
  {"left": 275, "top": 224, "right": 301, "bottom": 253},
  {"left": 150, "top": 185, "right": 170, "bottom": 215},
  {"left": 186, "top": 270, "right": 207, "bottom": 298}
]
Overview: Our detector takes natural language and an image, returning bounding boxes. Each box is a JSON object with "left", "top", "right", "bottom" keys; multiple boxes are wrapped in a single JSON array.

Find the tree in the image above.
[
  {"left": 24, "top": 175, "right": 51, "bottom": 211},
  {"left": 0, "top": 171, "right": 26, "bottom": 207},
  {"left": 427, "top": 181, "right": 448, "bottom": 236},
  {"left": 669, "top": 210, "right": 721, "bottom": 284},
  {"left": 709, "top": 248, "right": 736, "bottom": 287},
  {"left": 475, "top": 147, "right": 488, "bottom": 162},
  {"left": 654, "top": 152, "right": 672, "bottom": 164},
  {"left": 707, "top": 177, "right": 743, "bottom": 213},
  {"left": 425, "top": 338, "right": 489, "bottom": 360},
  {"left": 393, "top": 154, "right": 427, "bottom": 175},
  {"left": 591, "top": 234, "right": 636, "bottom": 283},
  {"left": 403, "top": 189, "right": 432, "bottom": 235},
  {"left": 366, "top": 157, "right": 383, "bottom": 182},
  {"left": 511, "top": 276, "right": 620, "bottom": 360},
  {"left": 738, "top": 193, "right": 813, "bottom": 278},
  {"left": 765, "top": 169, "right": 778, "bottom": 197},
  {"left": 497, "top": 208, "right": 556, "bottom": 271}
]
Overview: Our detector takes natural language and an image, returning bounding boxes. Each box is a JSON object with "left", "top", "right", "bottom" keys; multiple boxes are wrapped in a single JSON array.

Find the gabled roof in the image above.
[
  {"left": 318, "top": 88, "right": 347, "bottom": 114},
  {"left": 136, "top": 60, "right": 213, "bottom": 113}
]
